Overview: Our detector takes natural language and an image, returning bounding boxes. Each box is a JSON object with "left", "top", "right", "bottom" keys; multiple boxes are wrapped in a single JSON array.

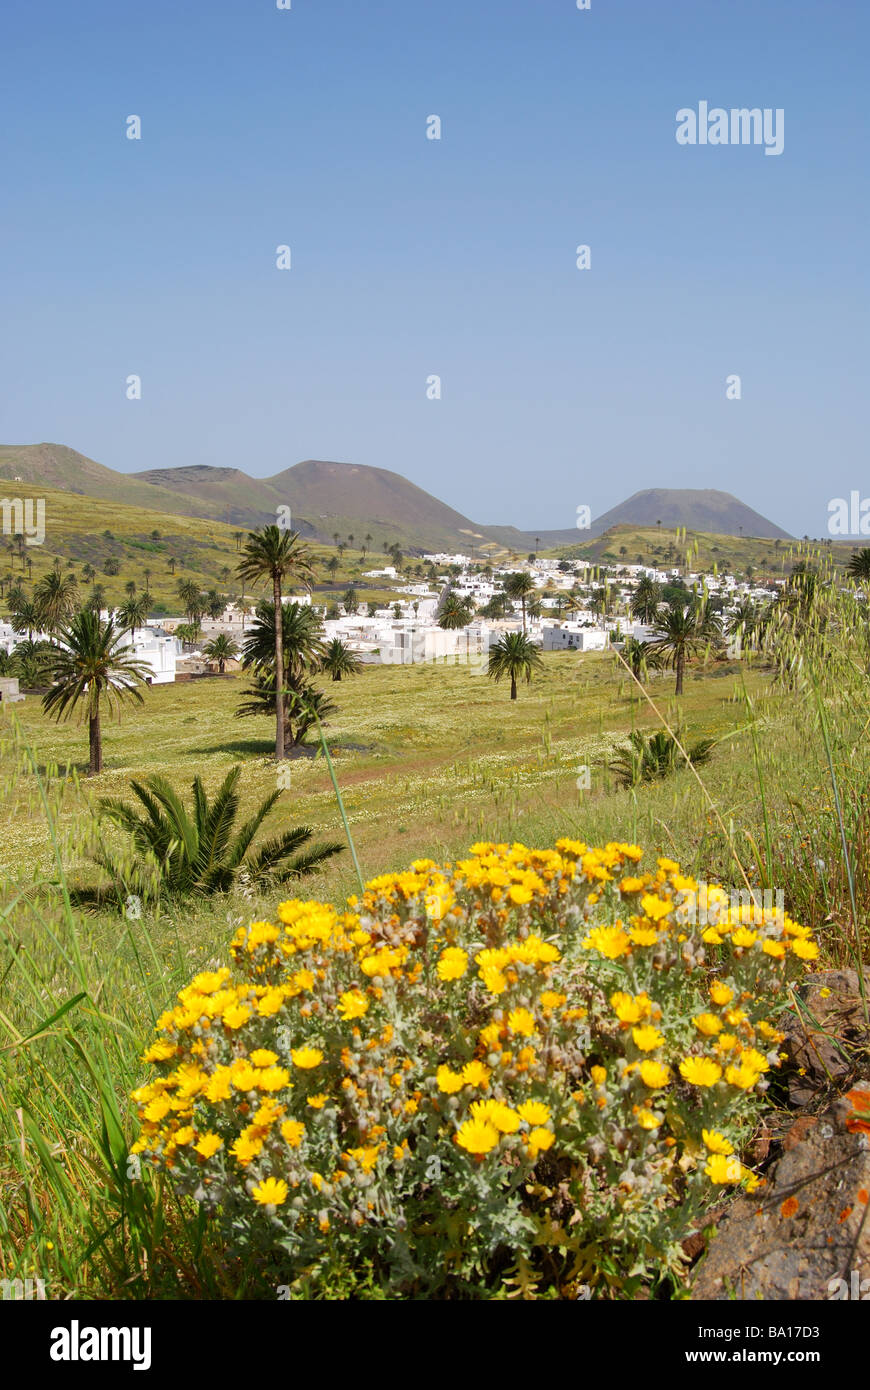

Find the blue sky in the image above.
[{"left": 1, "top": 0, "right": 867, "bottom": 538}]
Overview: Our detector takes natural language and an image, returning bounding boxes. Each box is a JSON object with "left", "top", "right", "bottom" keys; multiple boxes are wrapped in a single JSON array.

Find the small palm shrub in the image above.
[
  {"left": 76, "top": 766, "right": 343, "bottom": 906},
  {"left": 131, "top": 840, "right": 816, "bottom": 1297},
  {"left": 610, "top": 730, "right": 716, "bottom": 788}
]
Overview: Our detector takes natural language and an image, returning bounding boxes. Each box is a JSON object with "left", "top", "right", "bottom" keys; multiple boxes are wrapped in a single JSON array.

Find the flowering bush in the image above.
[{"left": 131, "top": 841, "right": 817, "bottom": 1297}]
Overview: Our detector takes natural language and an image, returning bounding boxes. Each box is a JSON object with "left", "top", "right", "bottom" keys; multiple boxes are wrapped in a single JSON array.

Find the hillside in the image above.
[
  {"left": 2, "top": 443, "right": 793, "bottom": 555},
  {"left": 581, "top": 488, "right": 791, "bottom": 541}
]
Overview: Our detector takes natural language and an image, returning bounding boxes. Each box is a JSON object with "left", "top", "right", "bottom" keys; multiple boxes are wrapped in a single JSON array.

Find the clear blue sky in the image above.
[{"left": 1, "top": 0, "right": 867, "bottom": 538}]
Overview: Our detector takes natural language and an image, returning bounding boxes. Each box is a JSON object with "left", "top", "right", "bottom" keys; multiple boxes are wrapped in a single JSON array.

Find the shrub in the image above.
[{"left": 131, "top": 840, "right": 816, "bottom": 1297}]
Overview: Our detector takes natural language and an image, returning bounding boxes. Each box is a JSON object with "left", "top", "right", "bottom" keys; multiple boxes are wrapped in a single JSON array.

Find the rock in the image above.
[
  {"left": 780, "top": 969, "right": 868, "bottom": 1105},
  {"left": 691, "top": 1082, "right": 870, "bottom": 1300}
]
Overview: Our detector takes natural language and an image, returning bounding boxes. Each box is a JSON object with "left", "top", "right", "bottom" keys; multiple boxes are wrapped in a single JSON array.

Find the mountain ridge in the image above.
[{"left": 0, "top": 443, "right": 793, "bottom": 549}]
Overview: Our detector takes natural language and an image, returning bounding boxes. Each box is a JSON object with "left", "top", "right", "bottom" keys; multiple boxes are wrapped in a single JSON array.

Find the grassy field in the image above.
[
  {"left": 1, "top": 485, "right": 406, "bottom": 615},
  {"left": 3, "top": 649, "right": 771, "bottom": 900}
]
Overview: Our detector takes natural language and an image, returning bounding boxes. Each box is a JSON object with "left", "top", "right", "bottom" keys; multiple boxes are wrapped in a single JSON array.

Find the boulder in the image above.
[{"left": 691, "top": 1082, "right": 870, "bottom": 1300}]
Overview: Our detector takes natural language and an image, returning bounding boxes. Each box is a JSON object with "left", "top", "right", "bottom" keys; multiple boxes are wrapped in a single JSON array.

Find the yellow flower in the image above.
[
  {"left": 193, "top": 1133, "right": 223, "bottom": 1159},
  {"left": 762, "top": 940, "right": 787, "bottom": 959},
  {"left": 730, "top": 927, "right": 758, "bottom": 948},
  {"left": 231, "top": 1132, "right": 264, "bottom": 1166},
  {"left": 436, "top": 1065, "right": 464, "bottom": 1094},
  {"left": 582, "top": 925, "right": 631, "bottom": 959},
  {"left": 709, "top": 982, "right": 734, "bottom": 1006},
  {"left": 693, "top": 1013, "right": 723, "bottom": 1037},
  {"left": 527, "top": 1127, "right": 555, "bottom": 1157},
  {"left": 252, "top": 1176, "right": 289, "bottom": 1207},
  {"left": 704, "top": 1154, "right": 743, "bottom": 1184},
  {"left": 142, "top": 1039, "right": 177, "bottom": 1063},
  {"left": 540, "top": 991, "right": 567, "bottom": 1010},
  {"left": 337, "top": 990, "right": 369, "bottom": 1020},
  {"left": 250, "top": 1049, "right": 279, "bottom": 1067},
  {"left": 222, "top": 1003, "right": 252, "bottom": 1030},
  {"left": 702, "top": 1128, "right": 734, "bottom": 1155},
  {"left": 679, "top": 1057, "right": 723, "bottom": 1087},
  {"left": 508, "top": 884, "right": 533, "bottom": 905},
  {"left": 639, "top": 1060, "right": 671, "bottom": 1089},
  {"left": 306, "top": 1093, "right": 328, "bottom": 1109},
  {"left": 461, "top": 1060, "right": 491, "bottom": 1089},
  {"left": 640, "top": 893, "right": 673, "bottom": 921},
  {"left": 471, "top": 1099, "right": 521, "bottom": 1133},
  {"left": 631, "top": 1025, "right": 665, "bottom": 1052},
  {"left": 635, "top": 1109, "right": 660, "bottom": 1130},
  {"left": 455, "top": 1118, "right": 500, "bottom": 1155},
  {"left": 590, "top": 1065, "right": 607, "bottom": 1085},
  {"left": 280, "top": 1120, "right": 305, "bottom": 1148},
  {"left": 291, "top": 1047, "right": 323, "bottom": 1069},
  {"left": 436, "top": 948, "right": 469, "bottom": 982},
  {"left": 725, "top": 1063, "right": 763, "bottom": 1091},
  {"left": 517, "top": 1100, "right": 551, "bottom": 1126},
  {"left": 610, "top": 991, "right": 650, "bottom": 1024},
  {"left": 507, "top": 1008, "right": 536, "bottom": 1037},
  {"left": 791, "top": 938, "right": 819, "bottom": 960},
  {"left": 629, "top": 927, "right": 659, "bottom": 946}
]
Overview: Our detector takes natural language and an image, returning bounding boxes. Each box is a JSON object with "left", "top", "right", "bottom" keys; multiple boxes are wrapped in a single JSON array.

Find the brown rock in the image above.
[{"left": 691, "top": 1081, "right": 870, "bottom": 1300}]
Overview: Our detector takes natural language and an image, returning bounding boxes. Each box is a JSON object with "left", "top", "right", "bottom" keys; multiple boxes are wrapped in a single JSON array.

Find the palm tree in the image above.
[
  {"left": 343, "top": 586, "right": 358, "bottom": 615},
  {"left": 177, "top": 579, "right": 204, "bottom": 638},
  {"left": 117, "top": 593, "right": 150, "bottom": 636},
  {"left": 203, "top": 632, "right": 240, "bottom": 673},
  {"left": 233, "top": 532, "right": 245, "bottom": 554},
  {"left": 725, "top": 599, "right": 757, "bottom": 644},
  {"left": 504, "top": 572, "right": 536, "bottom": 632},
  {"left": 33, "top": 569, "right": 79, "bottom": 636},
  {"left": 327, "top": 556, "right": 340, "bottom": 578},
  {"left": 363, "top": 533, "right": 372, "bottom": 558},
  {"left": 82, "top": 563, "right": 96, "bottom": 586},
  {"left": 438, "top": 594, "right": 473, "bottom": 629},
  {"left": 167, "top": 556, "right": 177, "bottom": 576},
  {"left": 143, "top": 568, "right": 152, "bottom": 591},
  {"left": 9, "top": 594, "right": 40, "bottom": 641},
  {"left": 80, "top": 766, "right": 343, "bottom": 904},
  {"left": 322, "top": 638, "right": 363, "bottom": 682},
  {"left": 647, "top": 604, "right": 721, "bottom": 696},
  {"left": 847, "top": 548, "right": 870, "bottom": 584},
  {"left": 620, "top": 636, "right": 653, "bottom": 680},
  {"left": 237, "top": 527, "right": 317, "bottom": 760},
  {"left": 87, "top": 584, "right": 107, "bottom": 615},
  {"left": 124, "top": 579, "right": 137, "bottom": 598},
  {"left": 631, "top": 576, "right": 662, "bottom": 624},
  {"left": 487, "top": 631, "right": 544, "bottom": 701},
  {"left": 41, "top": 610, "right": 151, "bottom": 775}
]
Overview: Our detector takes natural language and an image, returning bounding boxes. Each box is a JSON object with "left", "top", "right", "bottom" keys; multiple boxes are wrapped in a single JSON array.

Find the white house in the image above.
[
  {"left": 541, "top": 624, "right": 609, "bottom": 652},
  {"left": 119, "top": 625, "right": 179, "bottom": 684}
]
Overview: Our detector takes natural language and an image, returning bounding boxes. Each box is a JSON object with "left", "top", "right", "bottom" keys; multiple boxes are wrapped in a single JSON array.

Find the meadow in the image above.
[{"left": 1, "top": 628, "right": 867, "bottom": 1299}]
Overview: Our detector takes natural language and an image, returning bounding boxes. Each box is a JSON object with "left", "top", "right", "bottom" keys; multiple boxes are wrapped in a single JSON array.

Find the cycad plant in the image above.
[
  {"left": 610, "top": 729, "right": 716, "bottom": 788},
  {"left": 79, "top": 765, "right": 343, "bottom": 904}
]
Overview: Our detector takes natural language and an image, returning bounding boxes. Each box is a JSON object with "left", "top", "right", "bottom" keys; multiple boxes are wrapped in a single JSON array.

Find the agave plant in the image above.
[
  {"left": 78, "top": 765, "right": 343, "bottom": 905},
  {"left": 610, "top": 729, "right": 716, "bottom": 789}
]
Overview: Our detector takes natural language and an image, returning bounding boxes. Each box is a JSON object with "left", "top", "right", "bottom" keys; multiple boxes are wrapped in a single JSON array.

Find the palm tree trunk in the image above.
[
  {"left": 521, "top": 597, "right": 526, "bottom": 634},
  {"left": 510, "top": 674, "right": 517, "bottom": 700},
  {"left": 675, "top": 649, "right": 684, "bottom": 696},
  {"left": 273, "top": 575, "right": 285, "bottom": 759},
  {"left": 89, "top": 701, "right": 102, "bottom": 775}
]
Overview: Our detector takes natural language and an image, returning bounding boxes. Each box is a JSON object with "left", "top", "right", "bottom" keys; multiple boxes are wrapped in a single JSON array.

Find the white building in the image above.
[
  {"left": 541, "top": 624, "right": 609, "bottom": 652},
  {"left": 119, "top": 625, "right": 180, "bottom": 685}
]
